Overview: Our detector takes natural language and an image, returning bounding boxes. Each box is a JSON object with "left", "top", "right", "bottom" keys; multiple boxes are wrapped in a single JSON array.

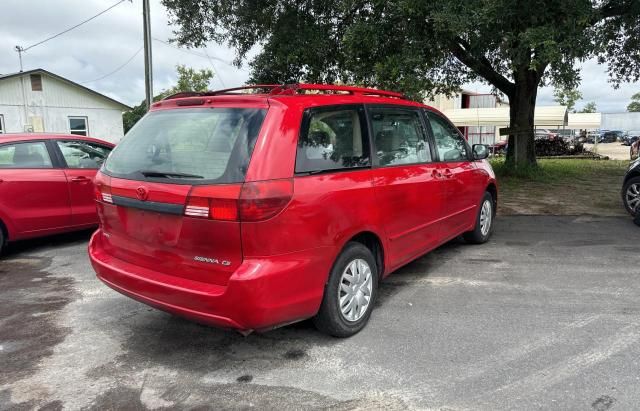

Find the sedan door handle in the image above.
[
  {"left": 442, "top": 169, "right": 454, "bottom": 178},
  {"left": 71, "top": 176, "right": 91, "bottom": 183},
  {"left": 431, "top": 169, "right": 442, "bottom": 179}
]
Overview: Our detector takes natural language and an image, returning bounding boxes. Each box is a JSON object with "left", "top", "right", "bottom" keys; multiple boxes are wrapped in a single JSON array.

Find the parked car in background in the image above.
[
  {"left": 489, "top": 139, "right": 507, "bottom": 155},
  {"left": 622, "top": 131, "right": 640, "bottom": 146},
  {"left": 586, "top": 129, "right": 607, "bottom": 144},
  {"left": 550, "top": 129, "right": 576, "bottom": 142},
  {"left": 601, "top": 130, "right": 625, "bottom": 143},
  {"left": 0, "top": 134, "right": 114, "bottom": 254},
  {"left": 535, "top": 129, "right": 558, "bottom": 140},
  {"left": 89, "top": 84, "right": 498, "bottom": 337},
  {"left": 623, "top": 156, "right": 640, "bottom": 217}
]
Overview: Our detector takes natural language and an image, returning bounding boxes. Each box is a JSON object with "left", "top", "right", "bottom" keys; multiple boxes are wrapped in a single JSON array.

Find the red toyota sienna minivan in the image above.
[{"left": 89, "top": 84, "right": 497, "bottom": 337}]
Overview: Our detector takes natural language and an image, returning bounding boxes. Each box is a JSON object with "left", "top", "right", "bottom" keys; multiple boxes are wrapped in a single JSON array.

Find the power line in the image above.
[
  {"left": 152, "top": 37, "right": 239, "bottom": 67},
  {"left": 203, "top": 49, "right": 227, "bottom": 88},
  {"left": 23, "top": 0, "right": 128, "bottom": 51},
  {"left": 81, "top": 46, "right": 143, "bottom": 84}
]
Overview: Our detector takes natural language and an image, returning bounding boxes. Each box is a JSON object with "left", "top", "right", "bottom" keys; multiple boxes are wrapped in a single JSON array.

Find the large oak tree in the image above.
[{"left": 162, "top": 0, "right": 640, "bottom": 167}]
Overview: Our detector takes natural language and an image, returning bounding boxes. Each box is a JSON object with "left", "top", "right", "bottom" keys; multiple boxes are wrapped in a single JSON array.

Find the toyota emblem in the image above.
[{"left": 136, "top": 186, "right": 149, "bottom": 201}]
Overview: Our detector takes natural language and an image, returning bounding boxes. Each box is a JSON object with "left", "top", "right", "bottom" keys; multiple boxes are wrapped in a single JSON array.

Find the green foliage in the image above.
[
  {"left": 553, "top": 87, "right": 583, "bottom": 112},
  {"left": 628, "top": 92, "right": 640, "bottom": 112},
  {"left": 123, "top": 65, "right": 214, "bottom": 132},
  {"left": 173, "top": 65, "right": 214, "bottom": 94},
  {"left": 162, "top": 0, "right": 640, "bottom": 167},
  {"left": 579, "top": 101, "right": 598, "bottom": 113}
]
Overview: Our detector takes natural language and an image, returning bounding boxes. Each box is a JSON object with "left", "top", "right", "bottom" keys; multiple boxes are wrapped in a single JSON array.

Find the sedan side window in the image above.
[
  {"left": 428, "top": 113, "right": 469, "bottom": 162},
  {"left": 57, "top": 140, "right": 112, "bottom": 169},
  {"left": 0, "top": 142, "right": 53, "bottom": 169},
  {"left": 370, "top": 107, "right": 431, "bottom": 166}
]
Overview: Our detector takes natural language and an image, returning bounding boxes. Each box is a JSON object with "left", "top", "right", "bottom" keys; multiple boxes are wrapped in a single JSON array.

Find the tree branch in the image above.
[
  {"left": 592, "top": 0, "right": 630, "bottom": 23},
  {"left": 449, "top": 38, "right": 515, "bottom": 96}
]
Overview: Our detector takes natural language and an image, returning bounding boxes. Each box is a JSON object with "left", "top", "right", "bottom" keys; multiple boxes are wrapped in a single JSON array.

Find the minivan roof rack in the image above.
[
  {"left": 163, "top": 85, "right": 282, "bottom": 100},
  {"left": 278, "top": 84, "right": 407, "bottom": 99},
  {"left": 163, "top": 84, "right": 407, "bottom": 100}
]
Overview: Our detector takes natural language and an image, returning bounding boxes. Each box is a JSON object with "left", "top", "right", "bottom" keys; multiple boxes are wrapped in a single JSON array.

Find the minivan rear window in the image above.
[{"left": 103, "top": 107, "right": 267, "bottom": 184}]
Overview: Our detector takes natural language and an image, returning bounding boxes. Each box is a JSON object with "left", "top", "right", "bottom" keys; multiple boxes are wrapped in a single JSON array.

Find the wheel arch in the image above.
[
  {"left": 485, "top": 181, "right": 498, "bottom": 205},
  {"left": 0, "top": 208, "right": 14, "bottom": 243},
  {"left": 348, "top": 231, "right": 385, "bottom": 278},
  {"left": 624, "top": 170, "right": 640, "bottom": 185},
  {"left": 0, "top": 217, "right": 8, "bottom": 245}
]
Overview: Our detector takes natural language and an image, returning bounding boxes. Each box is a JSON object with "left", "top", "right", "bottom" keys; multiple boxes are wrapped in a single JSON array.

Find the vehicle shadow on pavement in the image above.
[
  {"left": 1, "top": 229, "right": 95, "bottom": 258},
  {"left": 376, "top": 237, "right": 465, "bottom": 307}
]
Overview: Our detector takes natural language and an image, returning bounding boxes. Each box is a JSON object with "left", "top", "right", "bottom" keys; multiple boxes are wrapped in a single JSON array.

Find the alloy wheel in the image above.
[{"left": 626, "top": 183, "right": 640, "bottom": 213}]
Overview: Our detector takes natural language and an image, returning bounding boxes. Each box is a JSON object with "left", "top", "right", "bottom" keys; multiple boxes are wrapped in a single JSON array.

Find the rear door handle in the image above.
[
  {"left": 71, "top": 176, "right": 91, "bottom": 183},
  {"left": 431, "top": 169, "right": 442, "bottom": 179},
  {"left": 442, "top": 169, "right": 454, "bottom": 179}
]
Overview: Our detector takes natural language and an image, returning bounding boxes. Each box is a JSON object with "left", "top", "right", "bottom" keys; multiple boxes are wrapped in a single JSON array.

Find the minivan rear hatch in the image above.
[{"left": 96, "top": 105, "right": 268, "bottom": 286}]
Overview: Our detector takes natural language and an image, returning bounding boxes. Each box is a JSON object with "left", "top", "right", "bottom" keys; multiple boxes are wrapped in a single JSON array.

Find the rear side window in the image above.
[
  {"left": 296, "top": 106, "right": 370, "bottom": 173},
  {"left": 57, "top": 140, "right": 112, "bottom": 169},
  {"left": 370, "top": 107, "right": 431, "bottom": 166},
  {"left": 0, "top": 141, "right": 53, "bottom": 169},
  {"left": 103, "top": 108, "right": 267, "bottom": 184}
]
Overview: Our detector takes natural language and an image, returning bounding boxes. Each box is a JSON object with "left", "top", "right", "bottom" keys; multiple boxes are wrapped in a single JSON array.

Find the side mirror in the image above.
[{"left": 472, "top": 144, "right": 489, "bottom": 160}]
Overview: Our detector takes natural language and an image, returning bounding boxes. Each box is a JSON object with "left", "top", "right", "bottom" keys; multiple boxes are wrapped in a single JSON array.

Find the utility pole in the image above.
[
  {"left": 142, "top": 0, "right": 153, "bottom": 111},
  {"left": 14, "top": 45, "right": 29, "bottom": 130},
  {"left": 15, "top": 46, "right": 25, "bottom": 72}
]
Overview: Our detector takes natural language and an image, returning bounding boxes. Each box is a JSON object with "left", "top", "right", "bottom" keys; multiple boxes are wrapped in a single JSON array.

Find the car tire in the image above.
[
  {"left": 313, "top": 242, "right": 378, "bottom": 338},
  {"left": 0, "top": 225, "right": 4, "bottom": 256},
  {"left": 464, "top": 191, "right": 495, "bottom": 244},
  {"left": 622, "top": 176, "right": 640, "bottom": 217}
]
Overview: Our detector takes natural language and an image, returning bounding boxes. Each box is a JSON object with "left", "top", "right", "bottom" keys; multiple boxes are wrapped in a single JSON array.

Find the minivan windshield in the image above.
[{"left": 104, "top": 107, "right": 267, "bottom": 184}]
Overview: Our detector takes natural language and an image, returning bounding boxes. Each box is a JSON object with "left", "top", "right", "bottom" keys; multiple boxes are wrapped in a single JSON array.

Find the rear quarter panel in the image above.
[
  {"left": 241, "top": 169, "right": 387, "bottom": 273},
  {"left": 244, "top": 100, "right": 298, "bottom": 182}
]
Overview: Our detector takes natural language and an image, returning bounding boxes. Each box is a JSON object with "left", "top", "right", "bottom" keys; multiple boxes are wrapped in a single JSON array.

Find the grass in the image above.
[{"left": 490, "top": 158, "right": 630, "bottom": 216}]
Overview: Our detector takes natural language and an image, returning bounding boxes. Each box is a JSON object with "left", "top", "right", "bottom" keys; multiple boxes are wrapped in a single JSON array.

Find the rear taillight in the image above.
[
  {"left": 184, "top": 179, "right": 293, "bottom": 222},
  {"left": 185, "top": 196, "right": 238, "bottom": 221},
  {"left": 185, "top": 184, "right": 242, "bottom": 221},
  {"left": 95, "top": 185, "right": 113, "bottom": 203},
  {"left": 239, "top": 179, "right": 293, "bottom": 222}
]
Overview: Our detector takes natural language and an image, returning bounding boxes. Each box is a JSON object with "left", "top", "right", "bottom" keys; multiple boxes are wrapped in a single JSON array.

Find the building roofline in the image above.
[{"left": 0, "top": 68, "right": 132, "bottom": 110}]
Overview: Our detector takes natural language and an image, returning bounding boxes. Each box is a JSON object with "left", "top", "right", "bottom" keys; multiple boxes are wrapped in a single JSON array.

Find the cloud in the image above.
[
  {"left": 2, "top": 0, "right": 639, "bottom": 112},
  {"left": 1, "top": 0, "right": 250, "bottom": 106},
  {"left": 465, "top": 59, "right": 639, "bottom": 114}
]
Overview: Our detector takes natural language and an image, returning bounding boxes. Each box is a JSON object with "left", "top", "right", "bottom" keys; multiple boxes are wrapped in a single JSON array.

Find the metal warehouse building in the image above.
[{"left": 0, "top": 68, "right": 130, "bottom": 142}]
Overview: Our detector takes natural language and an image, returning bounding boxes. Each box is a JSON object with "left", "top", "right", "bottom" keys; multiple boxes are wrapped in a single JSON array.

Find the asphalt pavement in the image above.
[{"left": 1, "top": 216, "right": 639, "bottom": 410}]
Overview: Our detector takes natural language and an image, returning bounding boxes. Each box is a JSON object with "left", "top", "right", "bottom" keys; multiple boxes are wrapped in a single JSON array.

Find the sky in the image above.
[{"left": 2, "top": 0, "right": 639, "bottom": 113}]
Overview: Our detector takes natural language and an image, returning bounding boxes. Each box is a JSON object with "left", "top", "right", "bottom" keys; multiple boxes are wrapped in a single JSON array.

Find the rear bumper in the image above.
[{"left": 89, "top": 230, "right": 334, "bottom": 332}]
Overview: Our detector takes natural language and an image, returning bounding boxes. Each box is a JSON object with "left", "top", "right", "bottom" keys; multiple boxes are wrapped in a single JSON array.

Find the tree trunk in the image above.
[{"left": 505, "top": 70, "right": 539, "bottom": 167}]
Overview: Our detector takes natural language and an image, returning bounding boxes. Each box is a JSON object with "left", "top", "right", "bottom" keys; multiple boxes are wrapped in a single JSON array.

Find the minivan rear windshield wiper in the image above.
[{"left": 138, "top": 170, "right": 205, "bottom": 179}]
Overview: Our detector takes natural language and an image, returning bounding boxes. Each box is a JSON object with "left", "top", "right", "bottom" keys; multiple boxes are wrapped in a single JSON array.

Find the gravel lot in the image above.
[
  {"left": 585, "top": 143, "right": 632, "bottom": 161},
  {"left": 1, "top": 216, "right": 639, "bottom": 410}
]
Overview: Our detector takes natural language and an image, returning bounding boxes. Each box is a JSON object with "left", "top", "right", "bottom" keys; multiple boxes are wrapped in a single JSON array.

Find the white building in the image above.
[{"left": 0, "top": 69, "right": 130, "bottom": 143}]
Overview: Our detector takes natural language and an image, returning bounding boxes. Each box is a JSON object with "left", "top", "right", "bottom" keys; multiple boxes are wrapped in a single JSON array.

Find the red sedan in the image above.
[{"left": 0, "top": 134, "right": 114, "bottom": 253}]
